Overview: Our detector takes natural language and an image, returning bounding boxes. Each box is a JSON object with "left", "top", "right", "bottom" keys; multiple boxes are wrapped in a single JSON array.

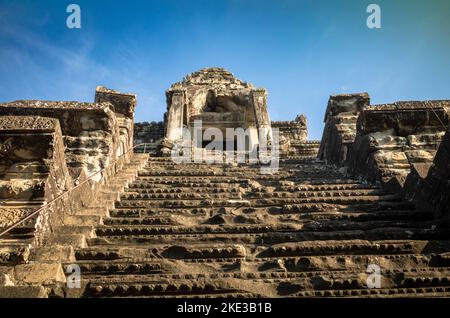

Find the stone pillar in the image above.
[
  {"left": 251, "top": 88, "right": 272, "bottom": 150},
  {"left": 165, "top": 90, "right": 185, "bottom": 143}
]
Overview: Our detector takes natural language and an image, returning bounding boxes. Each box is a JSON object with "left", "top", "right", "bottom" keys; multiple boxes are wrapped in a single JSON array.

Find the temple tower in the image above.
[{"left": 160, "top": 68, "right": 271, "bottom": 155}]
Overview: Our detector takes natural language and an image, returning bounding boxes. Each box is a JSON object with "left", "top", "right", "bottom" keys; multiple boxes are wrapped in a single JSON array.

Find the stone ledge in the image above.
[
  {"left": 29, "top": 246, "right": 76, "bottom": 263},
  {"left": 0, "top": 285, "right": 48, "bottom": 298},
  {"left": 48, "top": 234, "right": 87, "bottom": 248},
  {"left": 14, "top": 263, "right": 66, "bottom": 285}
]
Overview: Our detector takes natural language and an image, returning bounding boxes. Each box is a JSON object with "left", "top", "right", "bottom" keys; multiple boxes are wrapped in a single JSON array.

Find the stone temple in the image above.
[
  {"left": 160, "top": 68, "right": 271, "bottom": 156},
  {"left": 0, "top": 67, "right": 449, "bottom": 297}
]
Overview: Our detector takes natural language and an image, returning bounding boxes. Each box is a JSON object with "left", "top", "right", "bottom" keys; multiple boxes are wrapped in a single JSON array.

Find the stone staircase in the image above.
[
  {"left": 0, "top": 153, "right": 149, "bottom": 297},
  {"left": 65, "top": 155, "right": 450, "bottom": 298}
]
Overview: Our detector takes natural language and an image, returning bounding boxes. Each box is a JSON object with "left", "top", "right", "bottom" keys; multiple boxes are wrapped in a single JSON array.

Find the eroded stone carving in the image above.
[
  {"left": 0, "top": 116, "right": 72, "bottom": 244},
  {"left": 0, "top": 100, "right": 121, "bottom": 181}
]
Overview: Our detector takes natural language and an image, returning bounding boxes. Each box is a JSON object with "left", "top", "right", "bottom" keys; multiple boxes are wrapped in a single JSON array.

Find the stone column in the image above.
[
  {"left": 251, "top": 88, "right": 272, "bottom": 150},
  {"left": 165, "top": 90, "right": 185, "bottom": 143}
]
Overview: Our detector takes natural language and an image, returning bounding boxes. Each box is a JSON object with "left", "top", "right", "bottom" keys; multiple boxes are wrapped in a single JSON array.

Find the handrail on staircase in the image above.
[{"left": 0, "top": 143, "right": 151, "bottom": 238}]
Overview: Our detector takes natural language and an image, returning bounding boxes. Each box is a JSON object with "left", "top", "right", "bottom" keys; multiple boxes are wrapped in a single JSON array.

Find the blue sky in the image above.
[{"left": 1, "top": 0, "right": 449, "bottom": 139}]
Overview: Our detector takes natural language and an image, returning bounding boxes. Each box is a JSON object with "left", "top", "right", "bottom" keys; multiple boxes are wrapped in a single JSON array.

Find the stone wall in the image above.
[
  {"left": 133, "top": 121, "right": 165, "bottom": 152},
  {"left": 0, "top": 116, "right": 72, "bottom": 245},
  {"left": 271, "top": 115, "right": 319, "bottom": 156},
  {"left": 95, "top": 86, "right": 136, "bottom": 159},
  {"left": 0, "top": 100, "right": 120, "bottom": 182},
  {"left": 0, "top": 87, "right": 138, "bottom": 245},
  {"left": 403, "top": 128, "right": 450, "bottom": 218},
  {"left": 347, "top": 101, "right": 450, "bottom": 191},
  {"left": 318, "top": 93, "right": 370, "bottom": 164},
  {"left": 272, "top": 115, "right": 307, "bottom": 141}
]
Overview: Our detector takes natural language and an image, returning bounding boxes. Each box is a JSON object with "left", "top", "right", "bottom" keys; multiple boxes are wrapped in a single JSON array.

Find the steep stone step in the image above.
[
  {"left": 125, "top": 187, "right": 241, "bottom": 194},
  {"left": 73, "top": 267, "right": 450, "bottom": 298},
  {"left": 67, "top": 155, "right": 450, "bottom": 298},
  {"left": 95, "top": 224, "right": 301, "bottom": 236},
  {"left": 114, "top": 195, "right": 402, "bottom": 209},
  {"left": 103, "top": 210, "right": 431, "bottom": 226},
  {"left": 86, "top": 227, "right": 450, "bottom": 246},
  {"left": 83, "top": 280, "right": 261, "bottom": 298},
  {"left": 75, "top": 240, "right": 437, "bottom": 261},
  {"left": 120, "top": 192, "right": 243, "bottom": 200}
]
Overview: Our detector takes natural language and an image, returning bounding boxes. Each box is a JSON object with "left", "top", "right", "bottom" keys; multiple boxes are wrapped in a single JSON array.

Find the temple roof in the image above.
[{"left": 168, "top": 67, "right": 253, "bottom": 91}]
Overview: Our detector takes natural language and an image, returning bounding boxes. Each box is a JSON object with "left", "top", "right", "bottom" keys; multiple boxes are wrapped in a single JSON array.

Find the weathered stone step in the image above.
[
  {"left": 83, "top": 280, "right": 260, "bottom": 297},
  {"left": 68, "top": 255, "right": 450, "bottom": 276},
  {"left": 291, "top": 286, "right": 450, "bottom": 298},
  {"left": 279, "top": 184, "right": 380, "bottom": 191},
  {"left": 95, "top": 224, "right": 300, "bottom": 236},
  {"left": 114, "top": 195, "right": 402, "bottom": 209},
  {"left": 86, "top": 266, "right": 450, "bottom": 285},
  {"left": 250, "top": 189, "right": 386, "bottom": 198},
  {"left": 54, "top": 225, "right": 95, "bottom": 238},
  {"left": 301, "top": 210, "right": 432, "bottom": 222},
  {"left": 125, "top": 187, "right": 241, "bottom": 194},
  {"left": 0, "top": 229, "right": 37, "bottom": 241},
  {"left": 75, "top": 240, "right": 450, "bottom": 261},
  {"left": 139, "top": 171, "right": 228, "bottom": 177},
  {"left": 121, "top": 189, "right": 385, "bottom": 200},
  {"left": 87, "top": 227, "right": 450, "bottom": 246},
  {"left": 76, "top": 268, "right": 450, "bottom": 297},
  {"left": 108, "top": 207, "right": 210, "bottom": 218},
  {"left": 120, "top": 192, "right": 243, "bottom": 200},
  {"left": 263, "top": 240, "right": 423, "bottom": 257},
  {"left": 96, "top": 219, "right": 442, "bottom": 236},
  {"left": 107, "top": 202, "right": 418, "bottom": 218},
  {"left": 131, "top": 178, "right": 246, "bottom": 185},
  {"left": 301, "top": 219, "right": 443, "bottom": 232},
  {"left": 94, "top": 221, "right": 444, "bottom": 238},
  {"left": 134, "top": 175, "right": 355, "bottom": 183},
  {"left": 128, "top": 183, "right": 243, "bottom": 190},
  {"left": 74, "top": 243, "right": 246, "bottom": 260},
  {"left": 125, "top": 182, "right": 378, "bottom": 192},
  {"left": 281, "top": 201, "right": 416, "bottom": 213},
  {"left": 103, "top": 210, "right": 431, "bottom": 226},
  {"left": 64, "top": 215, "right": 103, "bottom": 226},
  {"left": 104, "top": 216, "right": 177, "bottom": 226}
]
